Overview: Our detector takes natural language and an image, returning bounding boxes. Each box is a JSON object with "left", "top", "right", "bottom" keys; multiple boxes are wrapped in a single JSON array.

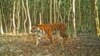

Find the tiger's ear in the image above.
[
  {"left": 32, "top": 25, "right": 36, "bottom": 29},
  {"left": 31, "top": 25, "right": 37, "bottom": 32}
]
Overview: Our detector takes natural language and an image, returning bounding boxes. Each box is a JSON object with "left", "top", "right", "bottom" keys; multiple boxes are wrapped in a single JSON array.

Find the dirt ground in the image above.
[{"left": 0, "top": 34, "right": 100, "bottom": 56}]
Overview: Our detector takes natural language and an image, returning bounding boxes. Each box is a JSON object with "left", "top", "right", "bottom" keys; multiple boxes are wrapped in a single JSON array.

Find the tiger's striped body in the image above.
[{"left": 31, "top": 23, "right": 68, "bottom": 45}]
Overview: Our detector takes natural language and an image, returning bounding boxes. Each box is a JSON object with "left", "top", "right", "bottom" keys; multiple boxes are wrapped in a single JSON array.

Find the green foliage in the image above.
[{"left": 0, "top": 0, "right": 99, "bottom": 36}]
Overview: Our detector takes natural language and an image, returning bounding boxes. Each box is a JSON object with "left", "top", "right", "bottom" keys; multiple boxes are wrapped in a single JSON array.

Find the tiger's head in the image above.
[
  {"left": 31, "top": 25, "right": 46, "bottom": 46},
  {"left": 31, "top": 25, "right": 46, "bottom": 38}
]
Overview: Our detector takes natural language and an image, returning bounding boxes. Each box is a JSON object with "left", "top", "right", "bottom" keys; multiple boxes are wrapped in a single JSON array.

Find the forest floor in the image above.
[{"left": 0, "top": 34, "right": 100, "bottom": 56}]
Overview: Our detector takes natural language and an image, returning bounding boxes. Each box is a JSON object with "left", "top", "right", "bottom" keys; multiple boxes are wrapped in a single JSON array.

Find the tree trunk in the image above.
[
  {"left": 26, "top": 0, "right": 32, "bottom": 33},
  {"left": 16, "top": 0, "right": 20, "bottom": 34},
  {"left": 50, "top": 0, "right": 52, "bottom": 23},
  {"left": 72, "top": 0, "right": 77, "bottom": 37},
  {"left": 39, "top": 12, "right": 42, "bottom": 24},
  {"left": 22, "top": 0, "right": 27, "bottom": 33},
  {"left": 0, "top": 10, "right": 4, "bottom": 34},
  {"left": 54, "top": 0, "right": 57, "bottom": 23},
  {"left": 12, "top": 1, "right": 16, "bottom": 34},
  {"left": 33, "top": 0, "right": 37, "bottom": 24},
  {"left": 95, "top": 0, "right": 100, "bottom": 36}
]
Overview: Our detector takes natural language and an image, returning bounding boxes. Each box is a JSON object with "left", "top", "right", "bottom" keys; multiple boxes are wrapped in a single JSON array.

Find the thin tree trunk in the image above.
[
  {"left": 12, "top": 1, "right": 16, "bottom": 34},
  {"left": 39, "top": 12, "right": 42, "bottom": 24},
  {"left": 33, "top": 0, "right": 37, "bottom": 24},
  {"left": 22, "top": 0, "right": 27, "bottom": 33},
  {"left": 95, "top": 0, "right": 100, "bottom": 36},
  {"left": 26, "top": 0, "right": 31, "bottom": 33},
  {"left": 17, "top": 0, "right": 20, "bottom": 34},
  {"left": 50, "top": 0, "right": 52, "bottom": 23},
  {"left": 73, "top": 0, "right": 77, "bottom": 37},
  {"left": 39, "top": 0, "right": 43, "bottom": 24},
  {"left": 56, "top": 0, "right": 63, "bottom": 23},
  {"left": 0, "top": 22, "right": 4, "bottom": 34},
  {"left": 54, "top": 0, "right": 56, "bottom": 23},
  {"left": 0, "top": 10, "right": 4, "bottom": 34}
]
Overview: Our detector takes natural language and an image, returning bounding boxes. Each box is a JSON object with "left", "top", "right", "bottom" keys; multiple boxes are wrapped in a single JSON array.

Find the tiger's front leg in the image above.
[{"left": 47, "top": 33, "right": 53, "bottom": 44}]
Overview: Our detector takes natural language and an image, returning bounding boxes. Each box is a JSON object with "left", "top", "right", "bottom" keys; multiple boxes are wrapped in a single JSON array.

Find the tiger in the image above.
[{"left": 31, "top": 23, "right": 68, "bottom": 46}]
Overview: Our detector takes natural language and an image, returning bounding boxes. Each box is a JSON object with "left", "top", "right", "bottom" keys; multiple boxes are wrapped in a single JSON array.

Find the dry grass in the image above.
[{"left": 0, "top": 34, "right": 100, "bottom": 56}]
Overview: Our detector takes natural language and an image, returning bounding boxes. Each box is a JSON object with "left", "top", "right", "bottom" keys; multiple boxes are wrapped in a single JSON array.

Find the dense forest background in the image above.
[{"left": 0, "top": 0, "right": 100, "bottom": 37}]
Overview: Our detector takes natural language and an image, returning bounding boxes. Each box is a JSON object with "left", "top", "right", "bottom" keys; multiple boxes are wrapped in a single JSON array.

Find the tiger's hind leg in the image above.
[
  {"left": 60, "top": 32, "right": 68, "bottom": 39},
  {"left": 60, "top": 32, "right": 68, "bottom": 47}
]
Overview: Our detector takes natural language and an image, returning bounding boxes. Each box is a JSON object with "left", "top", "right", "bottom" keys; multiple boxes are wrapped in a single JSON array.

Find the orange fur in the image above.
[{"left": 31, "top": 23, "right": 68, "bottom": 44}]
